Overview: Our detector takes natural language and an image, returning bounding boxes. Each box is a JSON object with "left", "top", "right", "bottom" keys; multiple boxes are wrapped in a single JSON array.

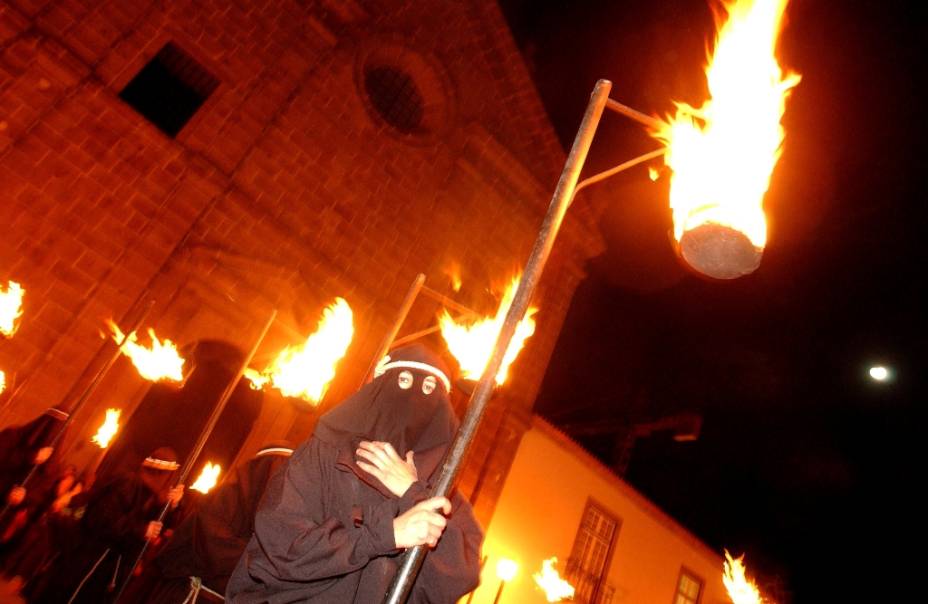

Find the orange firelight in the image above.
[
  {"left": 653, "top": 0, "right": 801, "bottom": 278},
  {"left": 1, "top": 280, "right": 25, "bottom": 338},
  {"left": 723, "top": 550, "right": 764, "bottom": 604},
  {"left": 105, "top": 320, "right": 185, "bottom": 382},
  {"left": 244, "top": 298, "right": 354, "bottom": 404},
  {"left": 533, "top": 557, "right": 575, "bottom": 602},
  {"left": 439, "top": 276, "right": 537, "bottom": 385},
  {"left": 91, "top": 408, "right": 121, "bottom": 449},
  {"left": 0, "top": 369, "right": 6, "bottom": 395},
  {"left": 190, "top": 461, "right": 221, "bottom": 494}
]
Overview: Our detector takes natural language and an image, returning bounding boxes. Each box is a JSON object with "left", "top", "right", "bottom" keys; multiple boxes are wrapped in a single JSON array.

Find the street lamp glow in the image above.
[
  {"left": 496, "top": 558, "right": 518, "bottom": 582},
  {"left": 869, "top": 365, "right": 890, "bottom": 382}
]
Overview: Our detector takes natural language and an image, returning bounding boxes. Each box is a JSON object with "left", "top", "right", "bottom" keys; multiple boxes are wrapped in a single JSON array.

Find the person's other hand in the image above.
[
  {"left": 392, "top": 496, "right": 451, "bottom": 549},
  {"left": 145, "top": 520, "right": 163, "bottom": 540},
  {"left": 356, "top": 441, "right": 418, "bottom": 497},
  {"left": 167, "top": 485, "right": 184, "bottom": 507},
  {"left": 7, "top": 486, "right": 26, "bottom": 506},
  {"left": 34, "top": 447, "right": 53, "bottom": 464}
]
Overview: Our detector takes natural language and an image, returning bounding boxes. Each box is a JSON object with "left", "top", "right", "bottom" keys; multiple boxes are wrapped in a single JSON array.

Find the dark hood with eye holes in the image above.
[{"left": 312, "top": 344, "right": 458, "bottom": 487}]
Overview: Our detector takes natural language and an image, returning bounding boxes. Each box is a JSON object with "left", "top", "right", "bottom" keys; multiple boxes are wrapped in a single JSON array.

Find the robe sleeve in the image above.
[
  {"left": 81, "top": 477, "right": 148, "bottom": 552},
  {"left": 410, "top": 493, "right": 483, "bottom": 603},
  {"left": 192, "top": 462, "right": 257, "bottom": 579},
  {"left": 246, "top": 438, "right": 399, "bottom": 584}
]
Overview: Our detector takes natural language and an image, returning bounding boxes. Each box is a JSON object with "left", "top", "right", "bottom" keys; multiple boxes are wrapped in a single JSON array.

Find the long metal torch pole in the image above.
[
  {"left": 113, "top": 308, "right": 277, "bottom": 602},
  {"left": 382, "top": 78, "right": 613, "bottom": 604},
  {"left": 0, "top": 300, "right": 156, "bottom": 521}
]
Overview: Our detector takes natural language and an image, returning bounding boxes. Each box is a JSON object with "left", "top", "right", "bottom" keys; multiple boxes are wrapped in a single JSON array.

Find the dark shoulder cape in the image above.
[{"left": 153, "top": 452, "right": 289, "bottom": 593}]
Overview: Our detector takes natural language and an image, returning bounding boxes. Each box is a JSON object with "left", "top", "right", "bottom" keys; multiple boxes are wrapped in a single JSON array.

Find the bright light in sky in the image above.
[{"left": 868, "top": 365, "right": 890, "bottom": 382}]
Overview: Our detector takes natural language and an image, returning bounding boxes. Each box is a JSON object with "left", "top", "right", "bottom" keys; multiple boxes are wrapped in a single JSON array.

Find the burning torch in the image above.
[{"left": 383, "top": 0, "right": 800, "bottom": 599}]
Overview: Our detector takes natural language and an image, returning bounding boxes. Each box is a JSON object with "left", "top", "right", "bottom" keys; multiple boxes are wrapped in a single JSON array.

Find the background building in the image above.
[
  {"left": 472, "top": 416, "right": 730, "bottom": 604},
  {"left": 0, "top": 0, "right": 600, "bottom": 520}
]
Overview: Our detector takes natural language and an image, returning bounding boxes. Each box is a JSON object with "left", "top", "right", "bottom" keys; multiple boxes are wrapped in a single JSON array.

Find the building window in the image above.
[
  {"left": 566, "top": 500, "right": 620, "bottom": 604},
  {"left": 674, "top": 568, "right": 704, "bottom": 604},
  {"left": 119, "top": 42, "right": 219, "bottom": 137},
  {"left": 363, "top": 65, "right": 426, "bottom": 135}
]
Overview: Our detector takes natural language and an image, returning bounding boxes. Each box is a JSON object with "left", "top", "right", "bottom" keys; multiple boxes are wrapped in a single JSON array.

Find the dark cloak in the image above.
[
  {"left": 25, "top": 453, "right": 180, "bottom": 604},
  {"left": 0, "top": 408, "right": 67, "bottom": 500},
  {"left": 146, "top": 448, "right": 292, "bottom": 602},
  {"left": 227, "top": 345, "right": 483, "bottom": 603}
]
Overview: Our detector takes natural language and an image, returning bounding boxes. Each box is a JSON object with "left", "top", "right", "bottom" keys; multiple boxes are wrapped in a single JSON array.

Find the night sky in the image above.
[{"left": 500, "top": 0, "right": 922, "bottom": 601}]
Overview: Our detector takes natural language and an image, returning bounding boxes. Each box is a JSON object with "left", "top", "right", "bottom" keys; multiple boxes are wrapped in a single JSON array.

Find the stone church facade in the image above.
[{"left": 0, "top": 0, "right": 600, "bottom": 524}]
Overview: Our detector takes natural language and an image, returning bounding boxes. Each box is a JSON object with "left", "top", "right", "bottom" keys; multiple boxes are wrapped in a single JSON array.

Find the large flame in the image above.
[
  {"left": 723, "top": 550, "right": 764, "bottom": 604},
  {"left": 105, "top": 320, "right": 185, "bottom": 382},
  {"left": 91, "top": 408, "right": 121, "bottom": 449},
  {"left": 654, "top": 0, "right": 800, "bottom": 256},
  {"left": 245, "top": 298, "right": 353, "bottom": 404},
  {"left": 439, "top": 276, "right": 537, "bottom": 384},
  {"left": 190, "top": 461, "right": 221, "bottom": 494},
  {"left": 533, "top": 557, "right": 575, "bottom": 602},
  {"left": 1, "top": 281, "right": 25, "bottom": 337}
]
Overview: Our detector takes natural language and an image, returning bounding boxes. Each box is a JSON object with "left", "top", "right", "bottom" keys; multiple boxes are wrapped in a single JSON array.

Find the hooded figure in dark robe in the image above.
[
  {"left": 145, "top": 442, "right": 295, "bottom": 603},
  {"left": 25, "top": 447, "right": 183, "bottom": 604},
  {"left": 226, "top": 344, "right": 483, "bottom": 603},
  {"left": 0, "top": 407, "right": 69, "bottom": 551},
  {"left": 0, "top": 407, "right": 69, "bottom": 508}
]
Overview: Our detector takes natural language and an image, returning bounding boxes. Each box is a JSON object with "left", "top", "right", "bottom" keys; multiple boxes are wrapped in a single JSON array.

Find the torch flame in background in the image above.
[
  {"left": 533, "top": 557, "right": 575, "bottom": 602},
  {"left": 0, "top": 369, "right": 6, "bottom": 395},
  {"left": 1, "top": 281, "right": 25, "bottom": 338},
  {"left": 723, "top": 550, "right": 765, "bottom": 604},
  {"left": 91, "top": 408, "right": 121, "bottom": 449},
  {"left": 245, "top": 298, "right": 353, "bottom": 404},
  {"left": 653, "top": 0, "right": 801, "bottom": 250},
  {"left": 439, "top": 275, "right": 537, "bottom": 384},
  {"left": 190, "top": 461, "right": 221, "bottom": 494},
  {"left": 444, "top": 261, "right": 463, "bottom": 293},
  {"left": 105, "top": 320, "right": 185, "bottom": 382}
]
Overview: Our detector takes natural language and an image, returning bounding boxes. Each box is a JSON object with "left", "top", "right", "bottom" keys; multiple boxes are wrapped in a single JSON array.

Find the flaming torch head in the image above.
[
  {"left": 190, "top": 461, "right": 222, "bottom": 494},
  {"left": 1, "top": 281, "right": 25, "bottom": 338},
  {"left": 654, "top": 0, "right": 801, "bottom": 279},
  {"left": 246, "top": 298, "right": 354, "bottom": 404},
  {"left": 723, "top": 550, "right": 764, "bottom": 604},
  {"left": 105, "top": 320, "right": 185, "bottom": 382},
  {"left": 91, "top": 408, "right": 121, "bottom": 449},
  {"left": 533, "top": 557, "right": 576, "bottom": 602},
  {"left": 439, "top": 276, "right": 537, "bottom": 385}
]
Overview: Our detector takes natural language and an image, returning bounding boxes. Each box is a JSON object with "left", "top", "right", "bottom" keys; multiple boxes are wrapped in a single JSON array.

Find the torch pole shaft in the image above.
[
  {"left": 361, "top": 273, "right": 426, "bottom": 386},
  {"left": 0, "top": 300, "right": 155, "bottom": 520},
  {"left": 381, "top": 78, "right": 613, "bottom": 604},
  {"left": 113, "top": 307, "right": 277, "bottom": 603}
]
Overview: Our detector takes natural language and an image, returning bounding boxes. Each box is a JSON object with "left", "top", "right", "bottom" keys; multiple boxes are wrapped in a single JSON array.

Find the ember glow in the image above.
[
  {"left": 190, "top": 461, "right": 221, "bottom": 494},
  {"left": 653, "top": 0, "right": 801, "bottom": 278},
  {"left": 533, "top": 557, "right": 575, "bottom": 602},
  {"left": 723, "top": 550, "right": 764, "bottom": 604},
  {"left": 105, "top": 320, "right": 185, "bottom": 382},
  {"left": 245, "top": 298, "right": 353, "bottom": 404},
  {"left": 439, "top": 276, "right": 537, "bottom": 384},
  {"left": 91, "top": 408, "right": 121, "bottom": 449},
  {"left": 1, "top": 280, "right": 25, "bottom": 337},
  {"left": 444, "top": 261, "right": 463, "bottom": 293}
]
